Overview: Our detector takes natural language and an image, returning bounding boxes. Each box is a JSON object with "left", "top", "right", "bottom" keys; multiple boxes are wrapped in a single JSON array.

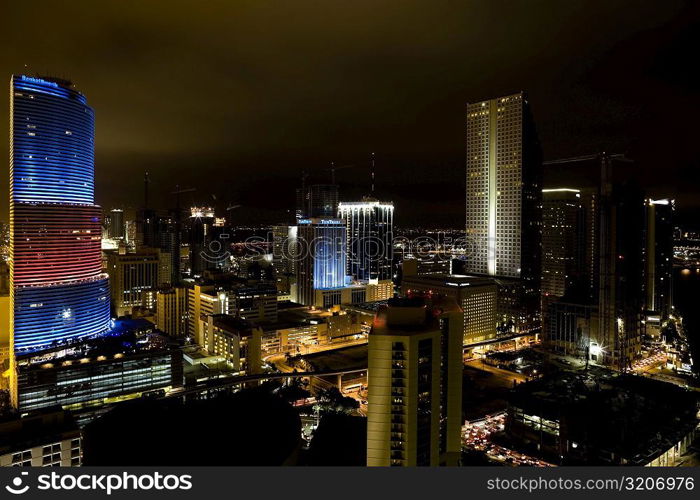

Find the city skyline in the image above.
[
  {"left": 0, "top": 0, "right": 698, "bottom": 476},
  {"left": 1, "top": 1, "right": 698, "bottom": 226}
]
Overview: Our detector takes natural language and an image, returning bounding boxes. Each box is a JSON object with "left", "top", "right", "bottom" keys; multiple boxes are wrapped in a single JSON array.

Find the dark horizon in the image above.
[{"left": 2, "top": 0, "right": 699, "bottom": 227}]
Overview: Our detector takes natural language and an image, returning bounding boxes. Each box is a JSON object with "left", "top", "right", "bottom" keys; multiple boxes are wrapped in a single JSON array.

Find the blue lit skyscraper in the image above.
[
  {"left": 296, "top": 218, "right": 346, "bottom": 306},
  {"left": 10, "top": 75, "right": 110, "bottom": 352}
]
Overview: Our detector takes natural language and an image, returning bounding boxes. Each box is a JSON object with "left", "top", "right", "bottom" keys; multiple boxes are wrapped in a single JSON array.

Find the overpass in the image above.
[{"left": 162, "top": 367, "right": 367, "bottom": 399}]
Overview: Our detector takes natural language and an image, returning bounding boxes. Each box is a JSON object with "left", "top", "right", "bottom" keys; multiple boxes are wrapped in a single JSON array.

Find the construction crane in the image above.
[
  {"left": 544, "top": 153, "right": 635, "bottom": 374},
  {"left": 327, "top": 162, "right": 358, "bottom": 184},
  {"left": 325, "top": 152, "right": 377, "bottom": 190},
  {"left": 171, "top": 185, "right": 196, "bottom": 210},
  {"left": 542, "top": 153, "right": 630, "bottom": 166}
]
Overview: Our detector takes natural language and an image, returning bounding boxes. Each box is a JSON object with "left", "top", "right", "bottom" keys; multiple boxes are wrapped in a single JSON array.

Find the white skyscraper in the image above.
[
  {"left": 338, "top": 199, "right": 394, "bottom": 283},
  {"left": 465, "top": 92, "right": 541, "bottom": 282}
]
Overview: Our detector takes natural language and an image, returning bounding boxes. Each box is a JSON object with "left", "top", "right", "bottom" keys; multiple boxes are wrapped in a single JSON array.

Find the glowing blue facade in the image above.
[
  {"left": 296, "top": 218, "right": 347, "bottom": 306},
  {"left": 13, "top": 279, "right": 110, "bottom": 350},
  {"left": 10, "top": 75, "right": 110, "bottom": 353}
]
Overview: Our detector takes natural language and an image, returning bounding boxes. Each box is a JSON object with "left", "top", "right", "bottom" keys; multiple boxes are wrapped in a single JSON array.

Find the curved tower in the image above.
[{"left": 10, "top": 75, "right": 110, "bottom": 353}]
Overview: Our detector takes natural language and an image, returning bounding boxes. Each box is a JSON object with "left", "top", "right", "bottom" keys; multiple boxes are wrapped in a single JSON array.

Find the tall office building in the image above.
[
  {"left": 594, "top": 159, "right": 645, "bottom": 368},
  {"left": 295, "top": 218, "right": 347, "bottom": 307},
  {"left": 156, "top": 286, "right": 188, "bottom": 338},
  {"left": 189, "top": 206, "right": 217, "bottom": 277},
  {"left": 109, "top": 208, "right": 125, "bottom": 240},
  {"left": 135, "top": 208, "right": 158, "bottom": 249},
  {"left": 465, "top": 92, "right": 541, "bottom": 281},
  {"left": 106, "top": 248, "right": 171, "bottom": 316},
  {"left": 157, "top": 213, "right": 181, "bottom": 285},
  {"left": 296, "top": 184, "right": 339, "bottom": 220},
  {"left": 367, "top": 296, "right": 463, "bottom": 466},
  {"left": 541, "top": 188, "right": 587, "bottom": 301},
  {"left": 272, "top": 224, "right": 297, "bottom": 275},
  {"left": 541, "top": 155, "right": 644, "bottom": 365},
  {"left": 338, "top": 199, "right": 394, "bottom": 282},
  {"left": 465, "top": 92, "right": 542, "bottom": 335},
  {"left": 644, "top": 199, "right": 674, "bottom": 334},
  {"left": 10, "top": 75, "right": 110, "bottom": 352}
]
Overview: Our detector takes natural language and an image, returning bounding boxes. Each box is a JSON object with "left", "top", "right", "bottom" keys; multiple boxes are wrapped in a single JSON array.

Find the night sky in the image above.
[{"left": 2, "top": 1, "right": 698, "bottom": 226}]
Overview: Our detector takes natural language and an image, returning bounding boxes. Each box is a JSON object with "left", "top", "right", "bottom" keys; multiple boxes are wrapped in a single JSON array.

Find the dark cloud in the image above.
[{"left": 1, "top": 0, "right": 697, "bottom": 226}]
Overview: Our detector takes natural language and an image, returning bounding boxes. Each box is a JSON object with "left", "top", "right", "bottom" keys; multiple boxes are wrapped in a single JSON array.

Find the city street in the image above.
[
  {"left": 465, "top": 358, "right": 528, "bottom": 387},
  {"left": 462, "top": 413, "right": 553, "bottom": 467}
]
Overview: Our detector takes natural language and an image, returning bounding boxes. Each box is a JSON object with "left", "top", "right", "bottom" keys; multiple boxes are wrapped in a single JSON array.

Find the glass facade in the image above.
[
  {"left": 10, "top": 75, "right": 110, "bottom": 352},
  {"left": 17, "top": 350, "right": 177, "bottom": 412},
  {"left": 338, "top": 200, "right": 394, "bottom": 282}
]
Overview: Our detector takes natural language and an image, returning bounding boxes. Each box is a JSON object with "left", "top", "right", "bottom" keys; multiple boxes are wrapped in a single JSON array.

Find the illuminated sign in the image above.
[{"left": 21, "top": 75, "right": 59, "bottom": 88}]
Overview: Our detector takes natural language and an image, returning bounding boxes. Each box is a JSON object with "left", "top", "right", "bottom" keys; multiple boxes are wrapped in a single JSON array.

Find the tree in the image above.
[{"left": 315, "top": 387, "right": 359, "bottom": 414}]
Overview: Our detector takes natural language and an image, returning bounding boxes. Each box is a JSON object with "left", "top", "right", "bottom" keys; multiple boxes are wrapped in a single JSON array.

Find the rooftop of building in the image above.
[
  {"left": 13, "top": 74, "right": 74, "bottom": 90},
  {"left": 508, "top": 370, "right": 699, "bottom": 464},
  {"left": 210, "top": 314, "right": 258, "bottom": 337},
  {"left": 0, "top": 409, "right": 79, "bottom": 453},
  {"left": 18, "top": 328, "right": 172, "bottom": 368},
  {"left": 192, "top": 275, "right": 277, "bottom": 293},
  {"left": 402, "top": 273, "right": 496, "bottom": 288},
  {"left": 338, "top": 198, "right": 394, "bottom": 208},
  {"left": 371, "top": 295, "right": 462, "bottom": 336},
  {"left": 296, "top": 217, "right": 344, "bottom": 225},
  {"left": 342, "top": 300, "right": 390, "bottom": 314}
]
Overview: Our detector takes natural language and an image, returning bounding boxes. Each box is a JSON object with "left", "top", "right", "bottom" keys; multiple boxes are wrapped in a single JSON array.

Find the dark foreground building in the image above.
[{"left": 504, "top": 370, "right": 698, "bottom": 466}]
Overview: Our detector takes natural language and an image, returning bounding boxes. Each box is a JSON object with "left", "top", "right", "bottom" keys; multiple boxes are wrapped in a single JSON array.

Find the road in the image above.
[
  {"left": 462, "top": 412, "right": 553, "bottom": 467},
  {"left": 465, "top": 358, "right": 528, "bottom": 387},
  {"left": 264, "top": 337, "right": 368, "bottom": 373}
]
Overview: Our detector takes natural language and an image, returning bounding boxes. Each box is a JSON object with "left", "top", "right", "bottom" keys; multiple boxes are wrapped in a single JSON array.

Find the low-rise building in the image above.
[
  {"left": 505, "top": 371, "right": 698, "bottom": 466},
  {"left": 0, "top": 409, "right": 81, "bottom": 467},
  {"left": 16, "top": 340, "right": 183, "bottom": 414},
  {"left": 401, "top": 274, "right": 497, "bottom": 345},
  {"left": 202, "top": 315, "right": 262, "bottom": 374}
]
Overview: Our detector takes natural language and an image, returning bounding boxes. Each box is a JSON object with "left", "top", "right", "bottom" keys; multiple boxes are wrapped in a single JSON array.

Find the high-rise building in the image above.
[
  {"left": 296, "top": 184, "right": 339, "bottom": 220},
  {"left": 156, "top": 286, "right": 188, "bottom": 338},
  {"left": 135, "top": 208, "right": 158, "bottom": 249},
  {"left": 465, "top": 92, "right": 541, "bottom": 281},
  {"left": 295, "top": 218, "right": 347, "bottom": 306},
  {"left": 541, "top": 189, "right": 586, "bottom": 300},
  {"left": 106, "top": 248, "right": 171, "bottom": 317},
  {"left": 465, "top": 92, "right": 542, "bottom": 335},
  {"left": 401, "top": 274, "right": 496, "bottom": 345},
  {"left": 541, "top": 155, "right": 645, "bottom": 366},
  {"left": 337, "top": 199, "right": 394, "bottom": 283},
  {"left": 189, "top": 206, "right": 217, "bottom": 277},
  {"left": 272, "top": 224, "right": 297, "bottom": 275},
  {"left": 157, "top": 213, "right": 181, "bottom": 285},
  {"left": 594, "top": 160, "right": 645, "bottom": 368},
  {"left": 644, "top": 199, "right": 674, "bottom": 330},
  {"left": 272, "top": 224, "right": 297, "bottom": 294},
  {"left": 10, "top": 75, "right": 110, "bottom": 352},
  {"left": 109, "top": 208, "right": 125, "bottom": 240},
  {"left": 367, "top": 296, "right": 463, "bottom": 466}
]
